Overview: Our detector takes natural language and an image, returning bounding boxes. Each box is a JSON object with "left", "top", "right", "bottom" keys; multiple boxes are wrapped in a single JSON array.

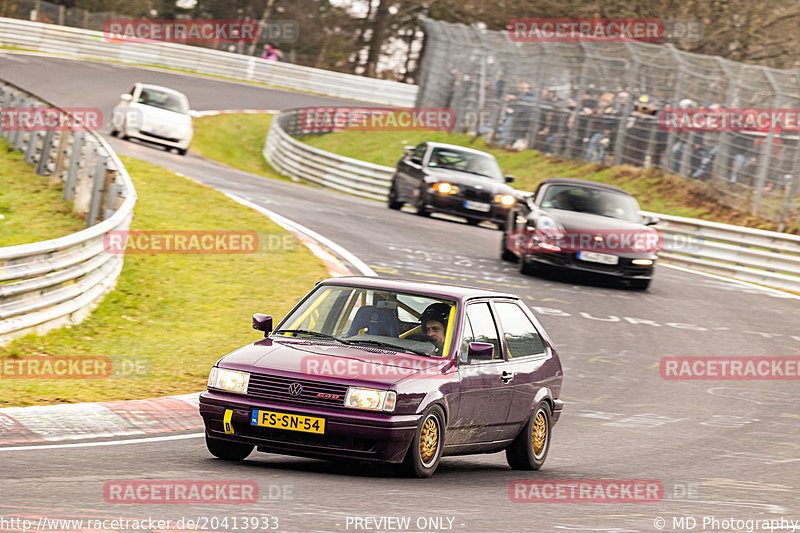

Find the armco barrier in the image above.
[
  {"left": 0, "top": 79, "right": 136, "bottom": 346},
  {"left": 264, "top": 109, "right": 393, "bottom": 201},
  {"left": 264, "top": 108, "right": 800, "bottom": 292},
  {"left": 0, "top": 18, "right": 417, "bottom": 107}
]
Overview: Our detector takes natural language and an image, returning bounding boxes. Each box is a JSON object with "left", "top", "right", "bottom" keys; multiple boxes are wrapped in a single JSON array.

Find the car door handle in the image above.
[{"left": 500, "top": 371, "right": 514, "bottom": 383}]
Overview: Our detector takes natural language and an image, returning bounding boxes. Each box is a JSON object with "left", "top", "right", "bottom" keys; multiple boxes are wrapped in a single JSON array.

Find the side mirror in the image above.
[
  {"left": 403, "top": 145, "right": 416, "bottom": 153},
  {"left": 505, "top": 175, "right": 515, "bottom": 183},
  {"left": 120, "top": 94, "right": 132, "bottom": 102},
  {"left": 643, "top": 215, "right": 660, "bottom": 226},
  {"left": 463, "top": 341, "right": 494, "bottom": 363},
  {"left": 252, "top": 313, "right": 273, "bottom": 336}
]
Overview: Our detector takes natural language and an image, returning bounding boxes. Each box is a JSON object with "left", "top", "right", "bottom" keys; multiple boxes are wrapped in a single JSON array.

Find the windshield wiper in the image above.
[
  {"left": 345, "top": 339, "right": 431, "bottom": 356},
  {"left": 272, "top": 329, "right": 351, "bottom": 344}
]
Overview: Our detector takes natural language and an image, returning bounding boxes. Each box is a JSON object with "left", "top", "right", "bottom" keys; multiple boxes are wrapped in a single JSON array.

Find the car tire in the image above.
[
  {"left": 519, "top": 253, "right": 538, "bottom": 276},
  {"left": 629, "top": 279, "right": 651, "bottom": 291},
  {"left": 398, "top": 405, "right": 445, "bottom": 478},
  {"left": 177, "top": 148, "right": 188, "bottom": 156},
  {"left": 501, "top": 230, "right": 517, "bottom": 262},
  {"left": 387, "top": 182, "right": 403, "bottom": 210},
  {"left": 205, "top": 434, "right": 254, "bottom": 461},
  {"left": 415, "top": 187, "right": 430, "bottom": 217},
  {"left": 110, "top": 129, "right": 119, "bottom": 137},
  {"left": 466, "top": 217, "right": 481, "bottom": 226},
  {"left": 506, "top": 401, "right": 551, "bottom": 470}
]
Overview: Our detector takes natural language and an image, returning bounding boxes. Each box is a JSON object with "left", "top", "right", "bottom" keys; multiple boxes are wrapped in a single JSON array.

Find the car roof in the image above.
[
  {"left": 319, "top": 276, "right": 519, "bottom": 302},
  {"left": 136, "top": 83, "right": 188, "bottom": 97},
  {"left": 423, "top": 142, "right": 497, "bottom": 158},
  {"left": 539, "top": 177, "right": 633, "bottom": 196}
]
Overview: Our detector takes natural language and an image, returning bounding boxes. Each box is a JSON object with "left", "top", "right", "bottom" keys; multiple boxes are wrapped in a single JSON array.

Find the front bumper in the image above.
[
  {"left": 125, "top": 125, "right": 191, "bottom": 150},
  {"left": 425, "top": 194, "right": 510, "bottom": 224},
  {"left": 523, "top": 250, "right": 655, "bottom": 279},
  {"left": 199, "top": 391, "right": 420, "bottom": 464}
]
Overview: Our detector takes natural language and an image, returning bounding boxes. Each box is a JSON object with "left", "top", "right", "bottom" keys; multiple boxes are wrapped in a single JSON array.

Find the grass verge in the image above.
[
  {"left": 190, "top": 113, "right": 288, "bottom": 180},
  {"left": 298, "top": 129, "right": 797, "bottom": 233},
  {"left": 0, "top": 138, "right": 85, "bottom": 246},
  {"left": 0, "top": 156, "right": 329, "bottom": 407}
]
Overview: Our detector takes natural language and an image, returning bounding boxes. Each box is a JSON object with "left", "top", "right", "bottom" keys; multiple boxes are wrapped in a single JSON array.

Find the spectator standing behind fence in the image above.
[
  {"left": 261, "top": 44, "right": 282, "bottom": 61},
  {"left": 498, "top": 81, "right": 535, "bottom": 148}
]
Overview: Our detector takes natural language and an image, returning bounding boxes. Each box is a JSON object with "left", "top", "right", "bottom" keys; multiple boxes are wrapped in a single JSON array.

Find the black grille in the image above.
[
  {"left": 247, "top": 372, "right": 348, "bottom": 407},
  {"left": 461, "top": 188, "right": 492, "bottom": 202}
]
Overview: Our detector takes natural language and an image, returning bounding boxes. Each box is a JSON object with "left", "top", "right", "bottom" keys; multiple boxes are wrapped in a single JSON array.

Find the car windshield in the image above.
[
  {"left": 137, "top": 89, "right": 189, "bottom": 114},
  {"left": 273, "top": 285, "right": 457, "bottom": 357},
  {"left": 539, "top": 185, "right": 641, "bottom": 222},
  {"left": 427, "top": 147, "right": 504, "bottom": 181}
]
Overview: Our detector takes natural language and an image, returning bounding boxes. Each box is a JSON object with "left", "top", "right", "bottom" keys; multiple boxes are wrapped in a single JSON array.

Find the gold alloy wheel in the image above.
[
  {"left": 419, "top": 416, "right": 439, "bottom": 466},
  {"left": 532, "top": 410, "right": 547, "bottom": 457}
]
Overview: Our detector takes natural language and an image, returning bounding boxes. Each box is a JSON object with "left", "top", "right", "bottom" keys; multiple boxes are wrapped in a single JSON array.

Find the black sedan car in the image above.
[
  {"left": 387, "top": 142, "right": 517, "bottom": 229},
  {"left": 501, "top": 178, "right": 661, "bottom": 290}
]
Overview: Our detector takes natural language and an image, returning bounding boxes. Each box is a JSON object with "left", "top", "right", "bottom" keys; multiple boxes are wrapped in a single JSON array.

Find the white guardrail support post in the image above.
[
  {"left": 264, "top": 108, "right": 800, "bottom": 293},
  {"left": 0, "top": 79, "right": 137, "bottom": 346}
]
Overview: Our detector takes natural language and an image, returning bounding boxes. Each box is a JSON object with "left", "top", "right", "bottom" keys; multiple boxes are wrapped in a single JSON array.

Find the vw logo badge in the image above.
[{"left": 288, "top": 382, "right": 303, "bottom": 396}]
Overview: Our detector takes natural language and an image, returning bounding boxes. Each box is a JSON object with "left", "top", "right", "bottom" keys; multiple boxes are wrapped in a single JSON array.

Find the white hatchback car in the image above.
[{"left": 111, "top": 83, "right": 193, "bottom": 155}]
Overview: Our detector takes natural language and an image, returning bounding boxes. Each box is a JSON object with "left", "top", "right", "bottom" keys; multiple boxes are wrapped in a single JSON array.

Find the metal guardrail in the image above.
[
  {"left": 0, "top": 18, "right": 418, "bottom": 107},
  {"left": 0, "top": 79, "right": 136, "bottom": 346},
  {"left": 264, "top": 108, "right": 800, "bottom": 292},
  {"left": 264, "top": 109, "right": 393, "bottom": 201}
]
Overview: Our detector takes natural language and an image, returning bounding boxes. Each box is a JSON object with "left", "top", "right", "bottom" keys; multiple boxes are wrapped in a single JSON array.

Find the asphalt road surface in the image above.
[{"left": 2, "top": 52, "right": 799, "bottom": 533}]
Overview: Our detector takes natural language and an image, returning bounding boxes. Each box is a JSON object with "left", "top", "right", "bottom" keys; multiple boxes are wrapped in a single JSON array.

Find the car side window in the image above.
[
  {"left": 495, "top": 302, "right": 546, "bottom": 359},
  {"left": 465, "top": 303, "right": 502, "bottom": 361},
  {"left": 411, "top": 144, "right": 426, "bottom": 162}
]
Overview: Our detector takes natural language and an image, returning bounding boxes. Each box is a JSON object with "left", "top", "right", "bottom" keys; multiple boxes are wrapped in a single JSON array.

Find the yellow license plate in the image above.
[{"left": 250, "top": 410, "right": 325, "bottom": 434}]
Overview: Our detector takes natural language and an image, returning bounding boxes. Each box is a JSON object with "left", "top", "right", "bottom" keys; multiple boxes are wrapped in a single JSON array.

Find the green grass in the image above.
[
  {"left": 0, "top": 138, "right": 85, "bottom": 246},
  {"left": 299, "top": 130, "right": 795, "bottom": 232},
  {"left": 0, "top": 156, "right": 329, "bottom": 407},
  {"left": 190, "top": 113, "right": 291, "bottom": 181}
]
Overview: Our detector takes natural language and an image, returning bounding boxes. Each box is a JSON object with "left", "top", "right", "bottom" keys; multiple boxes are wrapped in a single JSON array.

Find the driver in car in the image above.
[{"left": 420, "top": 302, "right": 451, "bottom": 356}]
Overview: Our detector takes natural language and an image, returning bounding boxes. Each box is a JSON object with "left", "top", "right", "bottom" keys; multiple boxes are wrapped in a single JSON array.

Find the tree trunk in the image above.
[{"left": 364, "top": 0, "right": 390, "bottom": 78}]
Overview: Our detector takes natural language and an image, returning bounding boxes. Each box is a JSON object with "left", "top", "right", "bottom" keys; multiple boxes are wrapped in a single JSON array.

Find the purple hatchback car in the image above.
[{"left": 199, "top": 277, "right": 564, "bottom": 477}]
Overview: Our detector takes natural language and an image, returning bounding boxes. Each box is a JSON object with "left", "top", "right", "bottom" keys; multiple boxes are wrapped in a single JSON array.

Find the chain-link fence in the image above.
[{"left": 416, "top": 18, "right": 800, "bottom": 229}]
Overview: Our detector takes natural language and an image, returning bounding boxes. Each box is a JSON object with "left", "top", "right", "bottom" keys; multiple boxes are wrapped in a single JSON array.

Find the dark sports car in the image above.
[
  {"left": 387, "top": 142, "right": 517, "bottom": 229},
  {"left": 199, "top": 277, "right": 564, "bottom": 477},
  {"left": 501, "top": 178, "right": 661, "bottom": 290}
]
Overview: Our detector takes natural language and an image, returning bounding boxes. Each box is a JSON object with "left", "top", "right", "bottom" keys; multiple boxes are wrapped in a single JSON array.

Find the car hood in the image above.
[
  {"left": 133, "top": 103, "right": 192, "bottom": 128},
  {"left": 218, "top": 339, "right": 448, "bottom": 386},
  {"left": 539, "top": 208, "right": 652, "bottom": 232},
  {"left": 425, "top": 168, "right": 511, "bottom": 193}
]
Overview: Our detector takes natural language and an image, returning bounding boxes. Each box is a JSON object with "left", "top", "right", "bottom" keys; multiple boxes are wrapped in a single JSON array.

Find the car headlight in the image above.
[
  {"left": 344, "top": 387, "right": 396, "bottom": 412},
  {"left": 494, "top": 194, "right": 515, "bottom": 206},
  {"left": 433, "top": 182, "right": 458, "bottom": 194},
  {"left": 208, "top": 367, "right": 250, "bottom": 394},
  {"left": 632, "top": 259, "right": 654, "bottom": 266}
]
